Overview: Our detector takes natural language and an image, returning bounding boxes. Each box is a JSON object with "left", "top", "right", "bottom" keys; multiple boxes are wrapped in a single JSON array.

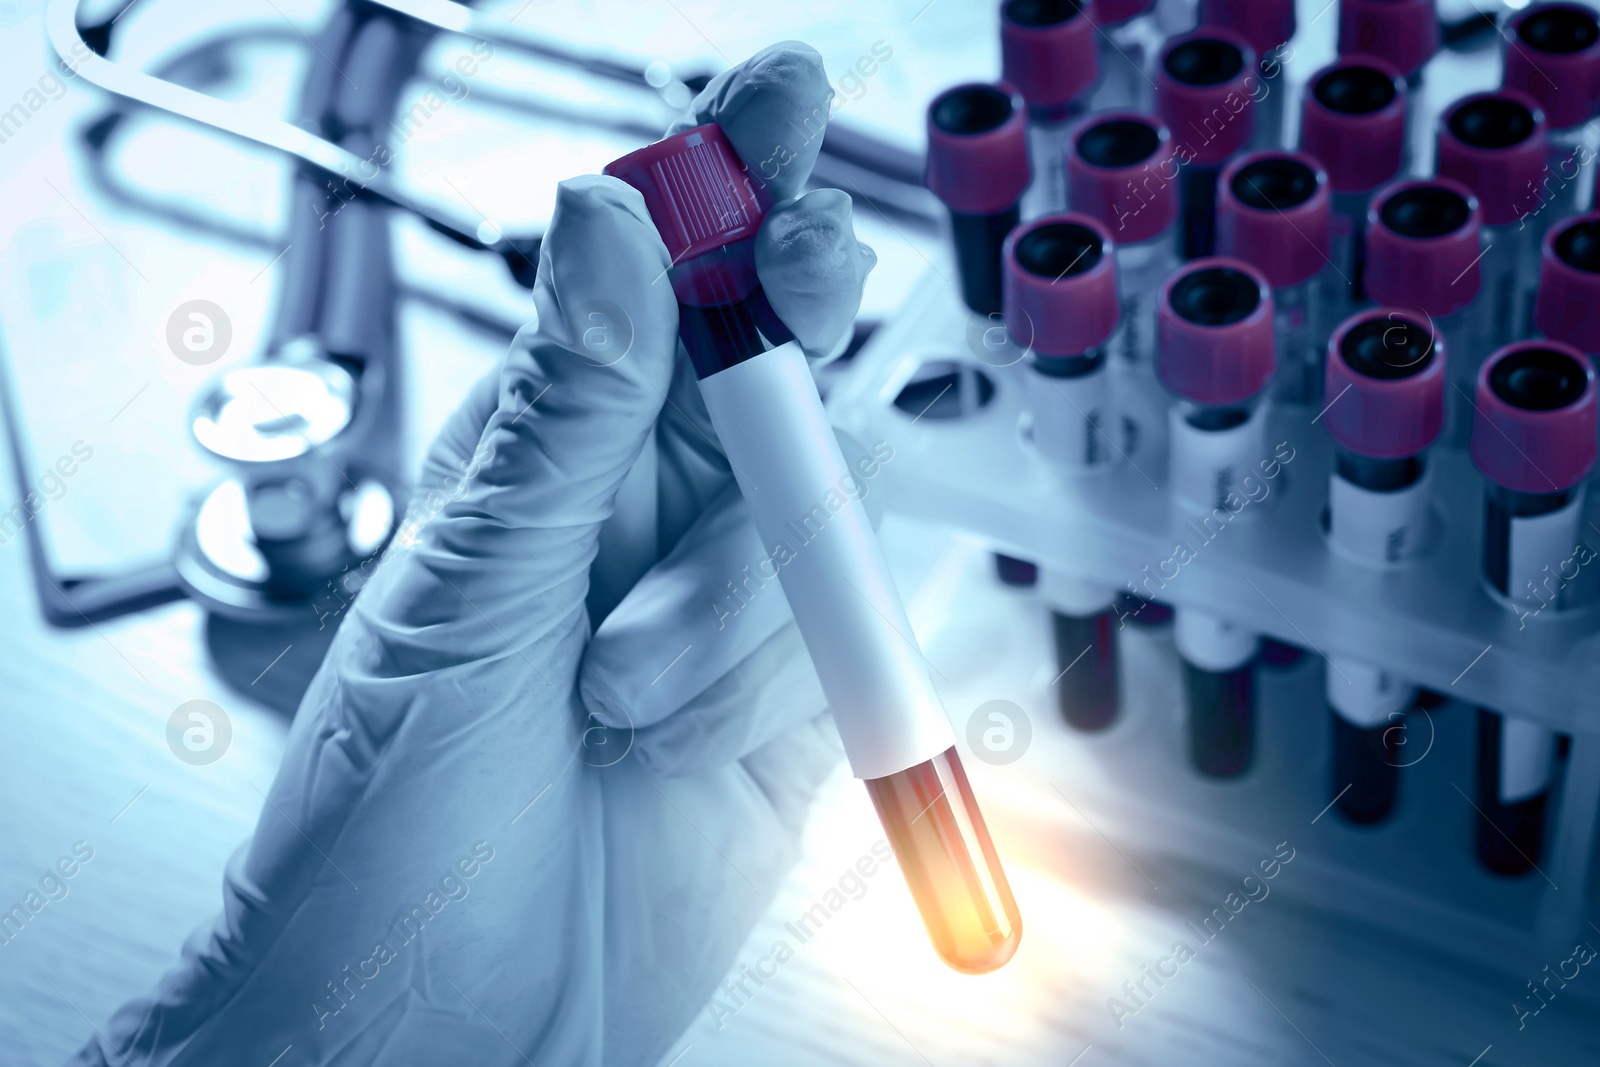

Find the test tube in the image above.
[
  {"left": 1298, "top": 56, "right": 1408, "bottom": 318},
  {"left": 1321, "top": 308, "right": 1446, "bottom": 824},
  {"left": 1198, "top": 0, "right": 1295, "bottom": 149},
  {"left": 926, "top": 82, "right": 1035, "bottom": 590},
  {"left": 1155, "top": 28, "right": 1258, "bottom": 259},
  {"left": 926, "top": 83, "right": 1031, "bottom": 318},
  {"left": 1468, "top": 341, "right": 1596, "bottom": 875},
  {"left": 1533, "top": 213, "right": 1600, "bottom": 361},
  {"left": 1338, "top": 0, "right": 1439, "bottom": 171},
  {"left": 1086, "top": 0, "right": 1160, "bottom": 113},
  {"left": 1003, "top": 214, "right": 1123, "bottom": 730},
  {"left": 1362, "top": 178, "right": 1483, "bottom": 446},
  {"left": 1502, "top": 3, "right": 1600, "bottom": 232},
  {"left": 1216, "top": 150, "right": 1332, "bottom": 405},
  {"left": 1435, "top": 90, "right": 1549, "bottom": 355},
  {"left": 606, "top": 124, "right": 1022, "bottom": 971},
  {"left": 1158, "top": 259, "right": 1276, "bottom": 778},
  {"left": 1001, "top": 0, "right": 1099, "bottom": 219}
]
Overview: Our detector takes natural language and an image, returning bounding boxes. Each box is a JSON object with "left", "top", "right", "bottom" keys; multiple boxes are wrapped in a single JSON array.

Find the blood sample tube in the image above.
[
  {"left": 926, "top": 83, "right": 1037, "bottom": 590},
  {"left": 1198, "top": 0, "right": 1295, "bottom": 150},
  {"left": 1503, "top": 3, "right": 1600, "bottom": 230},
  {"left": 1468, "top": 341, "right": 1596, "bottom": 876},
  {"left": 1299, "top": 56, "right": 1408, "bottom": 319},
  {"left": 1534, "top": 213, "right": 1600, "bottom": 360},
  {"left": 1216, "top": 150, "right": 1332, "bottom": 404},
  {"left": 1086, "top": 0, "right": 1160, "bottom": 113},
  {"left": 1321, "top": 308, "right": 1446, "bottom": 824},
  {"left": 1338, "top": 0, "right": 1438, "bottom": 172},
  {"left": 1435, "top": 90, "right": 1548, "bottom": 355},
  {"left": 1002, "top": 0, "right": 1099, "bottom": 219},
  {"left": 1157, "top": 259, "right": 1276, "bottom": 777},
  {"left": 1003, "top": 213, "right": 1122, "bottom": 730},
  {"left": 606, "top": 124, "right": 1022, "bottom": 971},
  {"left": 1156, "top": 28, "right": 1258, "bottom": 259},
  {"left": 1362, "top": 178, "right": 1483, "bottom": 446},
  {"left": 926, "top": 83, "right": 1031, "bottom": 319}
]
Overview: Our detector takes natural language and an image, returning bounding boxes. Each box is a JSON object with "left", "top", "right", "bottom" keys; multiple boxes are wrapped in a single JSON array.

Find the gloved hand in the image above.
[{"left": 72, "top": 42, "right": 876, "bottom": 1067}]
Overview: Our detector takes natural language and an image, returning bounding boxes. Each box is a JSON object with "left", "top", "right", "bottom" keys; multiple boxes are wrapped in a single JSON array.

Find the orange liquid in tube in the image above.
[
  {"left": 867, "top": 747, "right": 1022, "bottom": 973},
  {"left": 605, "top": 125, "right": 1022, "bottom": 972}
]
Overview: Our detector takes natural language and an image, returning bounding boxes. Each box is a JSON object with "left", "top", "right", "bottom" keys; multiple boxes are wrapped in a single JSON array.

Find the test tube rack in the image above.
[{"left": 826, "top": 267, "right": 1600, "bottom": 959}]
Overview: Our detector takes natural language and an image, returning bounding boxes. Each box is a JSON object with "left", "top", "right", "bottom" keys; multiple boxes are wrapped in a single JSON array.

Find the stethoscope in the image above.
[{"left": 2, "top": 0, "right": 934, "bottom": 632}]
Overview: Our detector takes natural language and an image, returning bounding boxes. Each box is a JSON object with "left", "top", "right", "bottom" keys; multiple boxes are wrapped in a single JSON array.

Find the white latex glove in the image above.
[{"left": 70, "top": 42, "right": 875, "bottom": 1067}]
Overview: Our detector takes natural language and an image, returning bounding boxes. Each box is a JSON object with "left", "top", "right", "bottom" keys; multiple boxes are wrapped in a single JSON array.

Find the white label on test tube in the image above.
[
  {"left": 1500, "top": 716, "right": 1556, "bottom": 803},
  {"left": 1506, "top": 496, "right": 1584, "bottom": 613},
  {"left": 1167, "top": 404, "right": 1268, "bottom": 514},
  {"left": 1328, "top": 472, "right": 1431, "bottom": 564},
  {"left": 1175, "top": 607, "right": 1257, "bottom": 672},
  {"left": 698, "top": 341, "right": 956, "bottom": 780},
  {"left": 1326, "top": 657, "right": 1413, "bottom": 728},
  {"left": 1025, "top": 362, "right": 1110, "bottom": 468}
]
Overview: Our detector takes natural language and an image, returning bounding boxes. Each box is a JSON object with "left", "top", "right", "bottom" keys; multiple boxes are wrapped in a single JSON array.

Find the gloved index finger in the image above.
[{"left": 669, "top": 42, "right": 834, "bottom": 204}]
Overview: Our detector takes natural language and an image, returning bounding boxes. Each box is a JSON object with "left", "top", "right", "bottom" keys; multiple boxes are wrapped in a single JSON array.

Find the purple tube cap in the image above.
[
  {"left": 1535, "top": 214, "right": 1600, "bottom": 352},
  {"left": 1067, "top": 112, "right": 1179, "bottom": 244},
  {"left": 1200, "top": 0, "right": 1295, "bottom": 55},
  {"left": 1003, "top": 212, "right": 1120, "bottom": 356},
  {"left": 1157, "top": 256, "right": 1276, "bottom": 405},
  {"left": 1339, "top": 0, "right": 1440, "bottom": 78},
  {"left": 1299, "top": 56, "right": 1408, "bottom": 194},
  {"left": 926, "top": 83, "right": 1031, "bottom": 215},
  {"left": 1001, "top": 0, "right": 1099, "bottom": 111},
  {"left": 604, "top": 123, "right": 770, "bottom": 265},
  {"left": 604, "top": 123, "right": 771, "bottom": 306},
  {"left": 1364, "top": 177, "right": 1483, "bottom": 317},
  {"left": 1217, "top": 150, "right": 1331, "bottom": 288},
  {"left": 1156, "top": 29, "right": 1258, "bottom": 166},
  {"left": 1504, "top": 3, "right": 1600, "bottom": 130},
  {"left": 1471, "top": 340, "right": 1598, "bottom": 492},
  {"left": 1324, "top": 307, "right": 1446, "bottom": 458},
  {"left": 1436, "top": 89, "right": 1548, "bottom": 227}
]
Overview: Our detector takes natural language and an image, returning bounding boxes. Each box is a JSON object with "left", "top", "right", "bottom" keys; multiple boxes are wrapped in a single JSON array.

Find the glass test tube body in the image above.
[
  {"left": 1089, "top": 18, "right": 1156, "bottom": 112},
  {"left": 1326, "top": 450, "right": 1430, "bottom": 822},
  {"left": 1438, "top": 308, "right": 1484, "bottom": 447},
  {"left": 1326, "top": 190, "right": 1372, "bottom": 315},
  {"left": 1476, "top": 224, "right": 1537, "bottom": 355},
  {"left": 689, "top": 301, "right": 1023, "bottom": 969},
  {"left": 1029, "top": 351, "right": 1120, "bottom": 730},
  {"left": 1021, "top": 105, "right": 1083, "bottom": 219},
  {"left": 1111, "top": 231, "right": 1180, "bottom": 460},
  {"left": 1168, "top": 398, "right": 1267, "bottom": 777},
  {"left": 1476, "top": 481, "right": 1583, "bottom": 874},
  {"left": 1272, "top": 279, "right": 1322, "bottom": 405}
]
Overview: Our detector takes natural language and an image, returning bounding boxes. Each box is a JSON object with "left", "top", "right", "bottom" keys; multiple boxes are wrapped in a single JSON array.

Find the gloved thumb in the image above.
[{"left": 356, "top": 174, "right": 678, "bottom": 675}]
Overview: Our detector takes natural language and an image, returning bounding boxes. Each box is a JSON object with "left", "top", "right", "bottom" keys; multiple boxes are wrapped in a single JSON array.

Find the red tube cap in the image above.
[
  {"left": 1436, "top": 90, "right": 1548, "bottom": 227},
  {"left": 1299, "top": 57, "right": 1408, "bottom": 194},
  {"left": 1535, "top": 214, "right": 1600, "bottom": 352},
  {"left": 1471, "top": 341, "right": 1598, "bottom": 493},
  {"left": 604, "top": 123, "right": 771, "bottom": 306},
  {"left": 1001, "top": 0, "right": 1099, "bottom": 112},
  {"left": 1339, "top": 0, "right": 1440, "bottom": 78},
  {"left": 1156, "top": 29, "right": 1258, "bottom": 166},
  {"left": 1217, "top": 150, "right": 1331, "bottom": 288},
  {"left": 1364, "top": 178, "right": 1483, "bottom": 317},
  {"left": 1200, "top": 0, "right": 1295, "bottom": 55},
  {"left": 1157, "top": 257, "right": 1275, "bottom": 405},
  {"left": 1003, "top": 213, "right": 1120, "bottom": 356},
  {"left": 1067, "top": 112, "right": 1179, "bottom": 244},
  {"left": 1324, "top": 307, "right": 1446, "bottom": 458},
  {"left": 926, "top": 83, "right": 1031, "bottom": 215},
  {"left": 1504, "top": 3, "right": 1600, "bottom": 130}
]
